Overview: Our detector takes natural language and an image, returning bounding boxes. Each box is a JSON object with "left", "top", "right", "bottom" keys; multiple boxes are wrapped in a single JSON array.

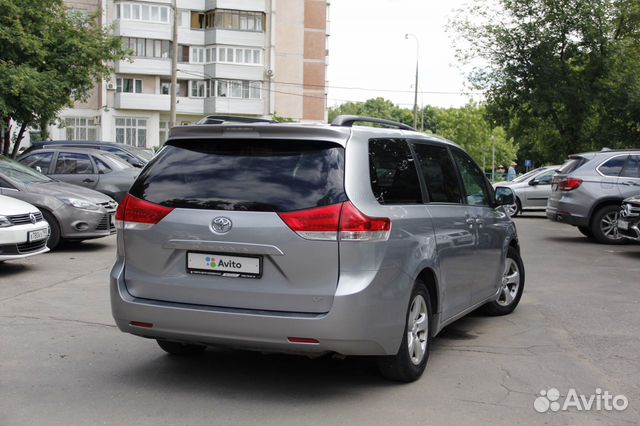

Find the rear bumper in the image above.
[
  {"left": 546, "top": 203, "right": 589, "bottom": 227},
  {"left": 110, "top": 258, "right": 410, "bottom": 356}
]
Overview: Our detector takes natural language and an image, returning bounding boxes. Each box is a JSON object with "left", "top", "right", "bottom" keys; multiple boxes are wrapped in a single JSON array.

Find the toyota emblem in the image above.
[{"left": 211, "top": 216, "right": 232, "bottom": 234}]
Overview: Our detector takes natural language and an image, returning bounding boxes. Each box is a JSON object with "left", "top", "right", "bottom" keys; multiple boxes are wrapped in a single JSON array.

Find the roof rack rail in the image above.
[
  {"left": 196, "top": 115, "right": 277, "bottom": 125},
  {"left": 331, "top": 115, "right": 416, "bottom": 131}
]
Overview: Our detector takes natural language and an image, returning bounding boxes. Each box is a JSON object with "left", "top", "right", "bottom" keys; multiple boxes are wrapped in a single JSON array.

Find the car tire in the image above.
[
  {"left": 506, "top": 198, "right": 520, "bottom": 217},
  {"left": 41, "top": 210, "right": 61, "bottom": 250},
  {"left": 590, "top": 205, "right": 627, "bottom": 245},
  {"left": 156, "top": 340, "right": 206, "bottom": 356},
  {"left": 480, "top": 246, "right": 525, "bottom": 316},
  {"left": 377, "top": 281, "right": 432, "bottom": 382},
  {"left": 577, "top": 226, "right": 594, "bottom": 239}
]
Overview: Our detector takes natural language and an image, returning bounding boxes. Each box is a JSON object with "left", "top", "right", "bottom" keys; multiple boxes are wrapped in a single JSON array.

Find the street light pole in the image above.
[
  {"left": 405, "top": 33, "right": 419, "bottom": 130},
  {"left": 169, "top": 0, "right": 179, "bottom": 129}
]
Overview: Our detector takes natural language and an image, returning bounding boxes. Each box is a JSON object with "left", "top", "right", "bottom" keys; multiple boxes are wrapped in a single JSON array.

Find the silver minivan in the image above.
[{"left": 111, "top": 116, "right": 524, "bottom": 382}]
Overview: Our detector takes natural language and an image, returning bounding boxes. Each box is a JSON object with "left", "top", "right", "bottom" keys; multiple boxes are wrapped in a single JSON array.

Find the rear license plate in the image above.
[
  {"left": 617, "top": 219, "right": 629, "bottom": 230},
  {"left": 187, "top": 252, "right": 262, "bottom": 278},
  {"left": 28, "top": 229, "right": 48, "bottom": 242},
  {"left": 109, "top": 213, "right": 115, "bottom": 227}
]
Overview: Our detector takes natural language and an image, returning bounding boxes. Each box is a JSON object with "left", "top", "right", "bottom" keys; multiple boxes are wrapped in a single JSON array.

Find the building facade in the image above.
[{"left": 53, "top": 0, "right": 328, "bottom": 148}]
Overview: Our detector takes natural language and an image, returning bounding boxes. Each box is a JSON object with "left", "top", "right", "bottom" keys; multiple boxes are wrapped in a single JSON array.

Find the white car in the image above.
[{"left": 0, "top": 195, "right": 50, "bottom": 261}]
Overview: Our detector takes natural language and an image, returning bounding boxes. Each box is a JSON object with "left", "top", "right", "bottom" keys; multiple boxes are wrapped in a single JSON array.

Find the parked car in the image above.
[
  {"left": 618, "top": 195, "right": 640, "bottom": 243},
  {"left": 547, "top": 150, "right": 640, "bottom": 244},
  {"left": 21, "top": 140, "right": 154, "bottom": 168},
  {"left": 0, "top": 195, "right": 50, "bottom": 261},
  {"left": 0, "top": 155, "right": 117, "bottom": 249},
  {"left": 111, "top": 115, "right": 524, "bottom": 382},
  {"left": 18, "top": 148, "right": 139, "bottom": 203},
  {"left": 494, "top": 165, "right": 560, "bottom": 217}
]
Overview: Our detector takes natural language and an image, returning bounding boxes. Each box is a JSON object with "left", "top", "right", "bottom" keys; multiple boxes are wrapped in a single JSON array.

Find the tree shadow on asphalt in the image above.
[{"left": 544, "top": 235, "right": 594, "bottom": 245}]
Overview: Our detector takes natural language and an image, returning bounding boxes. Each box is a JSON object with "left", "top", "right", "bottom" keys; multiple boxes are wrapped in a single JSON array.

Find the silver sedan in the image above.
[{"left": 494, "top": 166, "right": 560, "bottom": 217}]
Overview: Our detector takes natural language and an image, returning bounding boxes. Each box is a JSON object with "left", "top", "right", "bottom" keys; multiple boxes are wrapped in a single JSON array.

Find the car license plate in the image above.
[
  {"left": 617, "top": 219, "right": 629, "bottom": 230},
  {"left": 187, "top": 252, "right": 262, "bottom": 278},
  {"left": 28, "top": 229, "right": 48, "bottom": 242},
  {"left": 110, "top": 213, "right": 115, "bottom": 226}
]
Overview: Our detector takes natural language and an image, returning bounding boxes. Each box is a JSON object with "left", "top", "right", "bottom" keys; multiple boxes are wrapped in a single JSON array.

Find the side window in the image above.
[
  {"left": 103, "top": 146, "right": 131, "bottom": 162},
  {"left": 535, "top": 170, "right": 554, "bottom": 185},
  {"left": 620, "top": 155, "right": 640, "bottom": 178},
  {"left": 0, "top": 178, "right": 15, "bottom": 189},
  {"left": 368, "top": 139, "right": 422, "bottom": 204},
  {"left": 411, "top": 142, "right": 462, "bottom": 203},
  {"left": 54, "top": 152, "right": 94, "bottom": 175},
  {"left": 94, "top": 157, "right": 112, "bottom": 174},
  {"left": 20, "top": 152, "right": 54, "bottom": 174},
  {"left": 598, "top": 156, "right": 628, "bottom": 177},
  {"left": 450, "top": 149, "right": 491, "bottom": 207}
]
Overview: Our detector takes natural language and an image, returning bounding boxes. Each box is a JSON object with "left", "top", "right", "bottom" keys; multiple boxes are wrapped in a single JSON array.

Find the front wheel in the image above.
[
  {"left": 505, "top": 198, "right": 521, "bottom": 217},
  {"left": 41, "top": 210, "right": 61, "bottom": 250},
  {"left": 480, "top": 246, "right": 525, "bottom": 316},
  {"left": 377, "top": 281, "right": 432, "bottom": 382}
]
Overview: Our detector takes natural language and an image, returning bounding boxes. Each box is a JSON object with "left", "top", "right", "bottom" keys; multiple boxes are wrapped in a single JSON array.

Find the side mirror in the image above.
[
  {"left": 495, "top": 187, "right": 515, "bottom": 206},
  {"left": 529, "top": 179, "right": 539, "bottom": 186},
  {"left": 127, "top": 158, "right": 145, "bottom": 168}
]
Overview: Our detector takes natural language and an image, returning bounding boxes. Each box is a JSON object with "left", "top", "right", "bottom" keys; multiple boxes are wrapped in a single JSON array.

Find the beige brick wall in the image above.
[{"left": 302, "top": 0, "right": 327, "bottom": 121}]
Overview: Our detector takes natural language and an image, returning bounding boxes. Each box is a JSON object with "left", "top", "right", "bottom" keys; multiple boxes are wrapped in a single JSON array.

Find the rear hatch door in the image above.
[{"left": 121, "top": 138, "right": 347, "bottom": 313}]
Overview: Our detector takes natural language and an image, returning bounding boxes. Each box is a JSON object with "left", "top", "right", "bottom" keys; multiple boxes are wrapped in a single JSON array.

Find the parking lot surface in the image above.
[{"left": 1, "top": 214, "right": 639, "bottom": 425}]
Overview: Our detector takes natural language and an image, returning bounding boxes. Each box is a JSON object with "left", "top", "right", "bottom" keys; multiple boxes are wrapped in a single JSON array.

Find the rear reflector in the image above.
[
  {"left": 129, "top": 321, "right": 153, "bottom": 328},
  {"left": 115, "top": 194, "right": 174, "bottom": 229},
  {"left": 278, "top": 202, "right": 391, "bottom": 241},
  {"left": 287, "top": 337, "right": 320, "bottom": 344},
  {"left": 558, "top": 177, "right": 583, "bottom": 191}
]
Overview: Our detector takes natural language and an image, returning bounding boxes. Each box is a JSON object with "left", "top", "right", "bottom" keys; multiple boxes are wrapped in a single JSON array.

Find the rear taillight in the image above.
[
  {"left": 558, "top": 177, "right": 583, "bottom": 191},
  {"left": 339, "top": 201, "right": 391, "bottom": 241},
  {"left": 115, "top": 194, "right": 174, "bottom": 230},
  {"left": 277, "top": 203, "right": 342, "bottom": 240},
  {"left": 278, "top": 202, "right": 391, "bottom": 242}
]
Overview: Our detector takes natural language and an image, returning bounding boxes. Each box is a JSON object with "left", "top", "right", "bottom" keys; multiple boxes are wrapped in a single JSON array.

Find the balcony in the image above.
[
  {"left": 114, "top": 93, "right": 204, "bottom": 115},
  {"left": 206, "top": 0, "right": 267, "bottom": 12},
  {"left": 205, "top": 97, "right": 263, "bottom": 115},
  {"left": 204, "top": 63, "right": 264, "bottom": 81},
  {"left": 113, "top": 19, "right": 172, "bottom": 40},
  {"left": 205, "top": 29, "right": 265, "bottom": 47},
  {"left": 116, "top": 58, "right": 172, "bottom": 77}
]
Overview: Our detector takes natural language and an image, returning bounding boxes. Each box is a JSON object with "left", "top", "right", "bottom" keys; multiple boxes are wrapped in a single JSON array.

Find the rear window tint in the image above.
[
  {"left": 130, "top": 139, "right": 346, "bottom": 212},
  {"left": 557, "top": 157, "right": 587, "bottom": 174}
]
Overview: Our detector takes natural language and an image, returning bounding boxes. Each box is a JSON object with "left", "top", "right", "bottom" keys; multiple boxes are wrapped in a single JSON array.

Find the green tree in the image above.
[
  {"left": 328, "top": 97, "right": 414, "bottom": 127},
  {"left": 0, "top": 0, "right": 128, "bottom": 156},
  {"left": 451, "top": 0, "right": 640, "bottom": 163}
]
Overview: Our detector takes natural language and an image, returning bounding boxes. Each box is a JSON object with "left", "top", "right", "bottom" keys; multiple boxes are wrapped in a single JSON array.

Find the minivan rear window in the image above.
[{"left": 129, "top": 139, "right": 346, "bottom": 212}]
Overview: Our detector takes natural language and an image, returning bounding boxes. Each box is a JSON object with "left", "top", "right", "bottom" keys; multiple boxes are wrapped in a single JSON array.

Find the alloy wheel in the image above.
[
  {"left": 600, "top": 211, "right": 622, "bottom": 241},
  {"left": 407, "top": 295, "right": 428, "bottom": 365},
  {"left": 497, "top": 258, "right": 520, "bottom": 307}
]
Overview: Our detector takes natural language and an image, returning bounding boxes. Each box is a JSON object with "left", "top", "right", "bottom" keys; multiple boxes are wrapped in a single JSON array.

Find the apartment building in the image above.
[{"left": 53, "top": 0, "right": 329, "bottom": 148}]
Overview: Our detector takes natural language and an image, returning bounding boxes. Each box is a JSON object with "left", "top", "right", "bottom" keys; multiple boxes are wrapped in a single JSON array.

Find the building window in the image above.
[
  {"left": 64, "top": 117, "right": 98, "bottom": 140},
  {"left": 190, "top": 47, "right": 205, "bottom": 64},
  {"left": 122, "top": 37, "right": 171, "bottom": 58},
  {"left": 215, "top": 80, "right": 261, "bottom": 99},
  {"left": 214, "top": 10, "right": 264, "bottom": 31},
  {"left": 116, "top": 78, "right": 143, "bottom": 93},
  {"left": 216, "top": 46, "right": 262, "bottom": 65},
  {"left": 117, "top": 2, "right": 170, "bottom": 23},
  {"left": 190, "top": 80, "right": 210, "bottom": 98},
  {"left": 159, "top": 121, "right": 169, "bottom": 145},
  {"left": 178, "top": 45, "right": 190, "bottom": 62},
  {"left": 115, "top": 117, "right": 147, "bottom": 147}
]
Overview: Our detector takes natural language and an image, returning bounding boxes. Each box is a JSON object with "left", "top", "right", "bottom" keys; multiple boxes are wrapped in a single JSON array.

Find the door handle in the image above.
[{"left": 82, "top": 178, "right": 95, "bottom": 183}]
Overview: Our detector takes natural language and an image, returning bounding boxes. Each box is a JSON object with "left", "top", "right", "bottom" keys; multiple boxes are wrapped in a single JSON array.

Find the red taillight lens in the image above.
[
  {"left": 278, "top": 202, "right": 391, "bottom": 241},
  {"left": 339, "top": 201, "right": 391, "bottom": 241},
  {"left": 115, "top": 194, "right": 174, "bottom": 229},
  {"left": 558, "top": 177, "right": 583, "bottom": 191},
  {"left": 277, "top": 203, "right": 342, "bottom": 240}
]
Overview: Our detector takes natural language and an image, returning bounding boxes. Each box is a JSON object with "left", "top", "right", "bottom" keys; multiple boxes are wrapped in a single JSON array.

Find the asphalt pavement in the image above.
[{"left": 1, "top": 213, "right": 639, "bottom": 425}]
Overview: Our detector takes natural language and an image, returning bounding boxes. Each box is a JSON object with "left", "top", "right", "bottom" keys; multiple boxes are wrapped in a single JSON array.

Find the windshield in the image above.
[
  {"left": 0, "top": 155, "right": 53, "bottom": 184},
  {"left": 511, "top": 167, "right": 547, "bottom": 183}
]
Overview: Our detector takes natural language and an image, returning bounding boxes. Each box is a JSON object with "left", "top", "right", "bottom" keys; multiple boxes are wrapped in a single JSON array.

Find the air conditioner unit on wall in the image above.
[{"left": 107, "top": 82, "right": 115, "bottom": 90}]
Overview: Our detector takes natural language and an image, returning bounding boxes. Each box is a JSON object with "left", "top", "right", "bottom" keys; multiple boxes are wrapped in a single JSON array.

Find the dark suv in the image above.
[{"left": 22, "top": 141, "right": 154, "bottom": 168}]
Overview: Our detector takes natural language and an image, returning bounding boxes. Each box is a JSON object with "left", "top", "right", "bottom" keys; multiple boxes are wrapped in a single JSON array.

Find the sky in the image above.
[{"left": 327, "top": 0, "right": 482, "bottom": 109}]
